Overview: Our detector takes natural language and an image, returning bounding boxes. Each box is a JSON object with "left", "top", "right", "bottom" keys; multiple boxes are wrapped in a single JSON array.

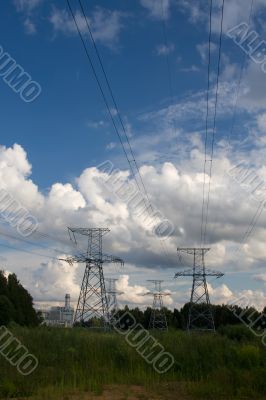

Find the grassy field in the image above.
[{"left": 0, "top": 325, "right": 265, "bottom": 399}]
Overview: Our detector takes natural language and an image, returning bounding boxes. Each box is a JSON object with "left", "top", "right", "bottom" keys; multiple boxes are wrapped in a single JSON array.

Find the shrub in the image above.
[{"left": 218, "top": 324, "right": 255, "bottom": 342}]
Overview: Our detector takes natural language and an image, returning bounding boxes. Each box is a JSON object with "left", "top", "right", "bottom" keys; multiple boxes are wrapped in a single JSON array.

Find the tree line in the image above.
[
  {"left": 0, "top": 270, "right": 40, "bottom": 326},
  {"left": 113, "top": 303, "right": 266, "bottom": 331},
  {"left": 0, "top": 269, "right": 265, "bottom": 331}
]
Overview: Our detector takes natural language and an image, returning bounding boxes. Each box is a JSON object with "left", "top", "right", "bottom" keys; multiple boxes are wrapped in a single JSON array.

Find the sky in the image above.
[{"left": 1, "top": 0, "right": 266, "bottom": 311}]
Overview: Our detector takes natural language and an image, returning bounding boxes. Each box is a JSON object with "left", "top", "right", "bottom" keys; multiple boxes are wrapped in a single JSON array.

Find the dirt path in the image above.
[{"left": 12, "top": 383, "right": 192, "bottom": 400}]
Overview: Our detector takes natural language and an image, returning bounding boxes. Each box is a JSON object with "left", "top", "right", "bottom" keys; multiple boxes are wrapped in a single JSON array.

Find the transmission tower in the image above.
[
  {"left": 105, "top": 278, "right": 124, "bottom": 327},
  {"left": 145, "top": 280, "right": 169, "bottom": 331},
  {"left": 105, "top": 278, "right": 123, "bottom": 312},
  {"left": 175, "top": 248, "right": 223, "bottom": 332},
  {"left": 63, "top": 228, "right": 124, "bottom": 329}
]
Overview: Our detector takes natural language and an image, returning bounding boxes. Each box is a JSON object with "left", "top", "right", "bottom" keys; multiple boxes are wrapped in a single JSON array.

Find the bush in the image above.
[
  {"left": 0, "top": 379, "right": 17, "bottom": 398},
  {"left": 218, "top": 324, "right": 255, "bottom": 342},
  {"left": 236, "top": 345, "right": 260, "bottom": 369}
]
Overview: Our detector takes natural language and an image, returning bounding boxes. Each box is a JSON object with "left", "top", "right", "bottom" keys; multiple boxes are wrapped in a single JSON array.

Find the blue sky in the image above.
[
  {"left": 1, "top": 0, "right": 222, "bottom": 187},
  {"left": 1, "top": 0, "right": 266, "bottom": 310}
]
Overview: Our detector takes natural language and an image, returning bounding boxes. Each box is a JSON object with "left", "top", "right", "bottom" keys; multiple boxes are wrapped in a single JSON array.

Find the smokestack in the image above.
[{"left": 65, "top": 294, "right": 70, "bottom": 309}]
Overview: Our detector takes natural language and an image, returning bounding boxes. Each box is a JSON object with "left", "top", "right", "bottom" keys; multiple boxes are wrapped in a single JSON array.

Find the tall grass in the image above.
[{"left": 0, "top": 325, "right": 265, "bottom": 399}]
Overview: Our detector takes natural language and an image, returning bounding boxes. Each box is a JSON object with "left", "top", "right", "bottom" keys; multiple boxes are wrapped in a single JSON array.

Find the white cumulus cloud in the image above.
[{"left": 49, "top": 7, "right": 126, "bottom": 49}]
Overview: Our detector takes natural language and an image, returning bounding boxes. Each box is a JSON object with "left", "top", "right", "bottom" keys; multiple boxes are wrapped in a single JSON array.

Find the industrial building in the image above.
[{"left": 40, "top": 294, "right": 74, "bottom": 327}]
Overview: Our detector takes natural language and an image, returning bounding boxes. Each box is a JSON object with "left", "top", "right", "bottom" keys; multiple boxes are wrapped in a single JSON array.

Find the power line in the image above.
[
  {"left": 67, "top": 0, "right": 168, "bottom": 256},
  {"left": 159, "top": 0, "right": 179, "bottom": 152},
  {"left": 0, "top": 225, "right": 110, "bottom": 266},
  {"left": 240, "top": 202, "right": 264, "bottom": 246},
  {"left": 203, "top": 0, "right": 225, "bottom": 244},
  {"left": 226, "top": 0, "right": 254, "bottom": 151},
  {"left": 227, "top": 0, "right": 261, "bottom": 247},
  {"left": 156, "top": 0, "right": 181, "bottom": 261},
  {"left": 77, "top": 0, "right": 153, "bottom": 209},
  {"left": 0, "top": 227, "right": 85, "bottom": 263},
  {"left": 67, "top": 0, "right": 149, "bottom": 210},
  {"left": 66, "top": 0, "right": 172, "bottom": 261},
  {"left": 226, "top": 0, "right": 264, "bottom": 250},
  {"left": 0, "top": 241, "right": 62, "bottom": 261},
  {"left": 31, "top": 229, "right": 83, "bottom": 253},
  {"left": 0, "top": 229, "right": 68, "bottom": 255},
  {"left": 65, "top": 0, "right": 138, "bottom": 192},
  {"left": 78, "top": 0, "right": 169, "bottom": 252},
  {"left": 201, "top": 0, "right": 225, "bottom": 245},
  {"left": 77, "top": 0, "right": 171, "bottom": 262},
  {"left": 200, "top": 0, "right": 213, "bottom": 246}
]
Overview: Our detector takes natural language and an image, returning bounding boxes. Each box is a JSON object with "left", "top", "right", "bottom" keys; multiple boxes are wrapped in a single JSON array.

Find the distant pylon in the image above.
[
  {"left": 146, "top": 280, "right": 169, "bottom": 331},
  {"left": 63, "top": 228, "right": 124, "bottom": 329},
  {"left": 175, "top": 248, "right": 224, "bottom": 332},
  {"left": 105, "top": 278, "right": 123, "bottom": 312},
  {"left": 105, "top": 278, "right": 124, "bottom": 327}
]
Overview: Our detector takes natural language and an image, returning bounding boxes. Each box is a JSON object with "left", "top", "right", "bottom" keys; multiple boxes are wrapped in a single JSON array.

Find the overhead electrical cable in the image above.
[
  {"left": 226, "top": 0, "right": 265, "bottom": 248},
  {"left": 77, "top": 0, "right": 153, "bottom": 211},
  {"left": 200, "top": 0, "right": 213, "bottom": 247},
  {"left": 66, "top": 0, "right": 172, "bottom": 261},
  {"left": 201, "top": 0, "right": 225, "bottom": 246},
  {"left": 77, "top": 0, "right": 170, "bottom": 261},
  {"left": 0, "top": 241, "right": 63, "bottom": 261},
  {"left": 0, "top": 229, "right": 67, "bottom": 255},
  {"left": 65, "top": 0, "right": 139, "bottom": 193},
  {"left": 226, "top": 0, "right": 254, "bottom": 151},
  {"left": 160, "top": 0, "right": 179, "bottom": 152},
  {"left": 239, "top": 202, "right": 264, "bottom": 247},
  {"left": 203, "top": 0, "right": 225, "bottom": 244},
  {"left": 30, "top": 229, "right": 80, "bottom": 250}
]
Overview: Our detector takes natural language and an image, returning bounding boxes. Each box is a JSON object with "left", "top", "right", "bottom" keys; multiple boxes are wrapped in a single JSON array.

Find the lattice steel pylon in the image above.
[
  {"left": 105, "top": 278, "right": 123, "bottom": 312},
  {"left": 175, "top": 248, "right": 224, "bottom": 332},
  {"left": 63, "top": 228, "right": 124, "bottom": 329},
  {"left": 145, "top": 280, "right": 169, "bottom": 331},
  {"left": 105, "top": 278, "right": 124, "bottom": 327}
]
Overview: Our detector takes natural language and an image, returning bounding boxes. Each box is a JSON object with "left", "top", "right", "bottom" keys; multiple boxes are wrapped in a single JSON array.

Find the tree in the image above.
[
  {"left": 0, "top": 270, "right": 8, "bottom": 296},
  {"left": 0, "top": 295, "right": 15, "bottom": 325},
  {"left": 172, "top": 308, "right": 183, "bottom": 329},
  {"left": 7, "top": 273, "right": 39, "bottom": 326}
]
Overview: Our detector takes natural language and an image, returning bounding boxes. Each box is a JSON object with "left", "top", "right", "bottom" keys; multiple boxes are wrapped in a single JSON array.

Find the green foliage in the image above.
[
  {"left": 0, "top": 271, "right": 8, "bottom": 296},
  {"left": 0, "top": 295, "right": 15, "bottom": 325},
  {"left": 236, "top": 345, "right": 260, "bottom": 368},
  {"left": 0, "top": 327, "right": 265, "bottom": 399},
  {"left": 0, "top": 270, "right": 40, "bottom": 327},
  {"left": 218, "top": 324, "right": 256, "bottom": 342},
  {"left": 0, "top": 379, "right": 17, "bottom": 398},
  {"left": 115, "top": 304, "right": 265, "bottom": 331}
]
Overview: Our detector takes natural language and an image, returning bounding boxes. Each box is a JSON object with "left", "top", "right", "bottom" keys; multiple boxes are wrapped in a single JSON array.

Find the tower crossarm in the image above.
[
  {"left": 107, "top": 290, "right": 124, "bottom": 295},
  {"left": 174, "top": 268, "right": 194, "bottom": 277},
  {"left": 60, "top": 254, "right": 124, "bottom": 266},
  {"left": 143, "top": 291, "right": 170, "bottom": 296},
  {"left": 102, "top": 254, "right": 124, "bottom": 266},
  {"left": 175, "top": 268, "right": 224, "bottom": 278},
  {"left": 68, "top": 227, "right": 110, "bottom": 243},
  {"left": 177, "top": 247, "right": 210, "bottom": 254},
  {"left": 205, "top": 269, "right": 224, "bottom": 278}
]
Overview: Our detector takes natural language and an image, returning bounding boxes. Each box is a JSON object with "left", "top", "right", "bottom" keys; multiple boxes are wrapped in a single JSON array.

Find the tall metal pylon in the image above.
[
  {"left": 145, "top": 280, "right": 169, "bottom": 331},
  {"left": 105, "top": 278, "right": 123, "bottom": 312},
  {"left": 105, "top": 278, "right": 124, "bottom": 327},
  {"left": 175, "top": 248, "right": 223, "bottom": 332},
  {"left": 63, "top": 228, "right": 124, "bottom": 329}
]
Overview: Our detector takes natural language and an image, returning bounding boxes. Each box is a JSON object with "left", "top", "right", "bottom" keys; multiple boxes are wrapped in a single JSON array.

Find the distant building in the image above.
[{"left": 40, "top": 294, "right": 74, "bottom": 327}]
